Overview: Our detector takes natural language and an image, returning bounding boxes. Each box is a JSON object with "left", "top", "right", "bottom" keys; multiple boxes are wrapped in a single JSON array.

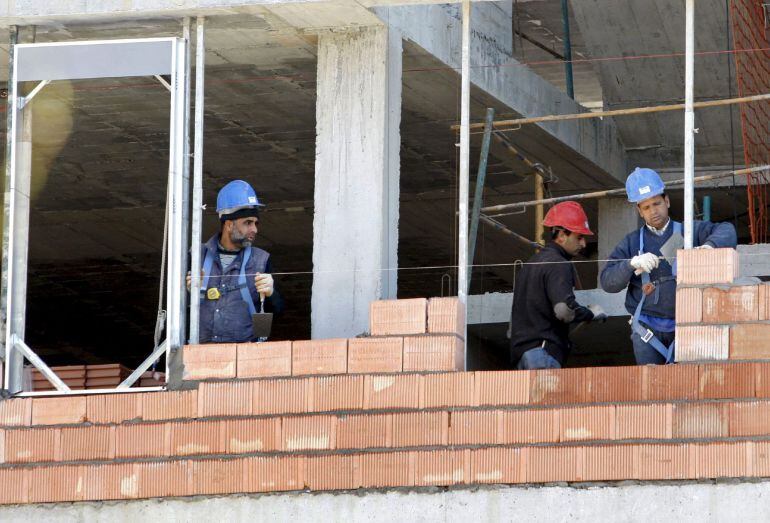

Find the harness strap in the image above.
[{"left": 201, "top": 246, "right": 258, "bottom": 315}]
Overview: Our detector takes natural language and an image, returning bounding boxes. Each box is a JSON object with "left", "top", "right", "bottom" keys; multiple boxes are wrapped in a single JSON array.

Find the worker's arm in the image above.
[
  {"left": 695, "top": 220, "right": 737, "bottom": 249},
  {"left": 546, "top": 263, "right": 594, "bottom": 323},
  {"left": 600, "top": 235, "right": 637, "bottom": 293}
]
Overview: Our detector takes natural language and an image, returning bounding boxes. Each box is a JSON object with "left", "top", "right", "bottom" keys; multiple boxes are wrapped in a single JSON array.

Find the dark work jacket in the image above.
[
  {"left": 198, "top": 234, "right": 284, "bottom": 343},
  {"left": 509, "top": 242, "right": 594, "bottom": 367},
  {"left": 600, "top": 220, "right": 736, "bottom": 320}
]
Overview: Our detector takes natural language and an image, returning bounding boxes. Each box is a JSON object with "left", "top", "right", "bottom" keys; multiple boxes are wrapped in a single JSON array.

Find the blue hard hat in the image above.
[
  {"left": 216, "top": 180, "right": 264, "bottom": 217},
  {"left": 625, "top": 167, "right": 665, "bottom": 203}
]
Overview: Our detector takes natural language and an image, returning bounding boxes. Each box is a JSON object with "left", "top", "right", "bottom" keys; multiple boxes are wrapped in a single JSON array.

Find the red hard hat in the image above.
[{"left": 542, "top": 201, "right": 594, "bottom": 235}]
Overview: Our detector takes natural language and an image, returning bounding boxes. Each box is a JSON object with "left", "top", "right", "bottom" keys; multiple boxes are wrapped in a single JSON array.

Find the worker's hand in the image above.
[
  {"left": 186, "top": 270, "right": 204, "bottom": 292},
  {"left": 255, "top": 273, "right": 274, "bottom": 297},
  {"left": 630, "top": 252, "right": 660, "bottom": 274},
  {"left": 695, "top": 243, "right": 714, "bottom": 250},
  {"left": 587, "top": 304, "right": 607, "bottom": 322}
]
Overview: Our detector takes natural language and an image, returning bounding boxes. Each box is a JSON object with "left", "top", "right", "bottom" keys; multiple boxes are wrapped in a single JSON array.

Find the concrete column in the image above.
[
  {"left": 597, "top": 197, "right": 639, "bottom": 285},
  {"left": 311, "top": 26, "right": 402, "bottom": 339}
]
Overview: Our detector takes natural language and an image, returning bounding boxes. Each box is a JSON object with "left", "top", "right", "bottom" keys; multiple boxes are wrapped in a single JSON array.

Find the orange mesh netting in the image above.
[{"left": 730, "top": 0, "right": 770, "bottom": 243}]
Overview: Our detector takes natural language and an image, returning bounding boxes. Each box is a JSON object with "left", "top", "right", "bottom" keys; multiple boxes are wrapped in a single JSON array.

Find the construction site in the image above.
[{"left": 0, "top": 0, "right": 769, "bottom": 519}]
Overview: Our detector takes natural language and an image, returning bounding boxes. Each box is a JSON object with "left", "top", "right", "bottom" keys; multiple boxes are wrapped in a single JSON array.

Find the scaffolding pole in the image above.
[
  {"left": 458, "top": 0, "right": 471, "bottom": 370},
  {"left": 683, "top": 0, "right": 696, "bottom": 248},
  {"left": 467, "top": 107, "right": 494, "bottom": 294}
]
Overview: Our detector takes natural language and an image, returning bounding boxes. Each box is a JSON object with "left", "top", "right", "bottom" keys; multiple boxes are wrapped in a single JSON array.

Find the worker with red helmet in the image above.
[{"left": 509, "top": 201, "right": 606, "bottom": 369}]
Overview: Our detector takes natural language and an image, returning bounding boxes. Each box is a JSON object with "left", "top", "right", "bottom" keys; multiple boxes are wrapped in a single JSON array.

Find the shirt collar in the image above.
[{"left": 645, "top": 218, "right": 670, "bottom": 236}]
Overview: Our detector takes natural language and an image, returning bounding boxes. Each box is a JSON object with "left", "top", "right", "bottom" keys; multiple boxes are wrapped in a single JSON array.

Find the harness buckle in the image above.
[
  {"left": 206, "top": 288, "right": 221, "bottom": 301},
  {"left": 642, "top": 329, "right": 654, "bottom": 343}
]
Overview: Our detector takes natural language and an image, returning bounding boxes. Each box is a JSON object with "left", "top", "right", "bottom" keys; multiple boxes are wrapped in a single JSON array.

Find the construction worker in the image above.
[
  {"left": 510, "top": 201, "right": 607, "bottom": 370},
  {"left": 600, "top": 167, "right": 736, "bottom": 364},
  {"left": 188, "top": 180, "right": 284, "bottom": 343}
]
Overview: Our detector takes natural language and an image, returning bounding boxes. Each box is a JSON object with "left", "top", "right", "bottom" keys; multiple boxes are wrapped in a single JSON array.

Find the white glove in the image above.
[
  {"left": 587, "top": 304, "right": 607, "bottom": 322},
  {"left": 254, "top": 273, "right": 274, "bottom": 297},
  {"left": 630, "top": 252, "right": 660, "bottom": 274},
  {"left": 695, "top": 243, "right": 714, "bottom": 250}
]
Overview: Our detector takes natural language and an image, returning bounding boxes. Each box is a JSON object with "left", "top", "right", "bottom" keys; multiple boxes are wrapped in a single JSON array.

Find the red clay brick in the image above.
[
  {"left": 448, "top": 410, "right": 499, "bottom": 445},
  {"left": 559, "top": 405, "right": 614, "bottom": 442},
  {"left": 675, "top": 287, "right": 703, "bottom": 324},
  {"left": 363, "top": 374, "right": 420, "bottom": 410},
  {"left": 476, "top": 371, "right": 529, "bottom": 406},
  {"left": 292, "top": 339, "right": 347, "bottom": 376},
  {"left": 755, "top": 363, "right": 770, "bottom": 398},
  {"left": 142, "top": 390, "right": 197, "bottom": 421},
  {"left": 243, "top": 455, "right": 304, "bottom": 493},
  {"left": 282, "top": 415, "right": 337, "bottom": 451},
  {"left": 729, "top": 401, "right": 770, "bottom": 436},
  {"left": 347, "top": 337, "right": 403, "bottom": 373},
  {"left": 31, "top": 396, "right": 87, "bottom": 426},
  {"left": 413, "top": 450, "right": 465, "bottom": 486},
  {"left": 759, "top": 284, "right": 770, "bottom": 321},
  {"left": 84, "top": 462, "right": 137, "bottom": 501},
  {"left": 0, "top": 397, "right": 31, "bottom": 427},
  {"left": 0, "top": 429, "right": 4, "bottom": 464},
  {"left": 672, "top": 403, "right": 728, "bottom": 438},
  {"left": 253, "top": 378, "right": 309, "bottom": 415},
  {"left": 86, "top": 393, "right": 142, "bottom": 424},
  {"left": 5, "top": 427, "right": 58, "bottom": 463},
  {"left": 500, "top": 409, "right": 558, "bottom": 444},
  {"left": 615, "top": 403, "right": 672, "bottom": 440},
  {"left": 421, "top": 372, "right": 476, "bottom": 408},
  {"left": 470, "top": 447, "right": 523, "bottom": 484},
  {"left": 60, "top": 425, "right": 114, "bottom": 461},
  {"left": 427, "top": 297, "right": 465, "bottom": 338},
  {"left": 337, "top": 414, "right": 391, "bottom": 449},
  {"left": 136, "top": 460, "right": 190, "bottom": 498},
  {"left": 183, "top": 343, "right": 237, "bottom": 380},
  {"left": 696, "top": 441, "right": 748, "bottom": 479},
  {"left": 730, "top": 324, "right": 770, "bottom": 360},
  {"left": 633, "top": 444, "right": 689, "bottom": 480},
  {"left": 642, "top": 363, "right": 699, "bottom": 401},
  {"left": 675, "top": 325, "right": 730, "bottom": 361},
  {"left": 224, "top": 418, "right": 281, "bottom": 453},
  {"left": 753, "top": 441, "right": 770, "bottom": 477},
  {"left": 0, "top": 468, "right": 28, "bottom": 504},
  {"left": 403, "top": 335, "right": 463, "bottom": 372},
  {"left": 699, "top": 362, "right": 755, "bottom": 399},
  {"left": 310, "top": 375, "right": 363, "bottom": 412},
  {"left": 530, "top": 368, "right": 588, "bottom": 405},
  {"left": 198, "top": 380, "right": 252, "bottom": 417},
  {"left": 27, "top": 465, "right": 86, "bottom": 503},
  {"left": 190, "top": 458, "right": 245, "bottom": 495},
  {"left": 360, "top": 451, "right": 412, "bottom": 488},
  {"left": 392, "top": 411, "right": 448, "bottom": 447},
  {"left": 115, "top": 423, "right": 168, "bottom": 459},
  {"left": 527, "top": 446, "right": 584, "bottom": 483},
  {"left": 583, "top": 444, "right": 634, "bottom": 481},
  {"left": 170, "top": 420, "right": 223, "bottom": 456},
  {"left": 676, "top": 247, "right": 738, "bottom": 285},
  {"left": 306, "top": 454, "right": 360, "bottom": 490},
  {"left": 703, "top": 285, "right": 759, "bottom": 323},
  {"left": 587, "top": 366, "right": 643, "bottom": 402},
  {"left": 370, "top": 298, "right": 427, "bottom": 336},
  {"left": 236, "top": 341, "right": 292, "bottom": 378}
]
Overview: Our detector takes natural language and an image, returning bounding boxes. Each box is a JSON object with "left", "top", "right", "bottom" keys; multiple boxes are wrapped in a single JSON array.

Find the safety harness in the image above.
[
  {"left": 629, "top": 221, "right": 681, "bottom": 364},
  {"left": 201, "top": 246, "right": 259, "bottom": 314}
]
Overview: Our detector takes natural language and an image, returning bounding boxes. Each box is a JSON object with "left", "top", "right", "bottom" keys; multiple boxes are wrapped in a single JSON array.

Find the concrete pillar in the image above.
[
  {"left": 311, "top": 26, "right": 402, "bottom": 339},
  {"left": 597, "top": 197, "right": 639, "bottom": 286}
]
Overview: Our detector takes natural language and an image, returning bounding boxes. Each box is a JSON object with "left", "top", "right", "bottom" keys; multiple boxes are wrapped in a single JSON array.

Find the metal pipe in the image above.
[
  {"left": 561, "top": 0, "right": 574, "bottom": 99},
  {"left": 459, "top": 0, "right": 471, "bottom": 370},
  {"left": 118, "top": 340, "right": 168, "bottom": 389},
  {"left": 12, "top": 335, "right": 70, "bottom": 393},
  {"left": 534, "top": 173, "right": 545, "bottom": 245},
  {"left": 703, "top": 195, "right": 712, "bottom": 222},
  {"left": 683, "top": 0, "right": 696, "bottom": 248},
  {"left": 180, "top": 18, "right": 192, "bottom": 347},
  {"left": 468, "top": 107, "right": 495, "bottom": 294},
  {"left": 492, "top": 131, "right": 549, "bottom": 176},
  {"left": 479, "top": 214, "right": 541, "bottom": 249},
  {"left": 454, "top": 93, "right": 770, "bottom": 131},
  {"left": 189, "top": 16, "right": 206, "bottom": 345},
  {"left": 481, "top": 165, "right": 768, "bottom": 214}
]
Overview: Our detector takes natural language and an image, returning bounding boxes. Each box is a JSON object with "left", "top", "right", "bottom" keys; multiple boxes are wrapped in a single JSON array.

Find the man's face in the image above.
[
  {"left": 637, "top": 194, "right": 670, "bottom": 229},
  {"left": 227, "top": 216, "right": 259, "bottom": 247},
  {"left": 556, "top": 230, "right": 586, "bottom": 256}
]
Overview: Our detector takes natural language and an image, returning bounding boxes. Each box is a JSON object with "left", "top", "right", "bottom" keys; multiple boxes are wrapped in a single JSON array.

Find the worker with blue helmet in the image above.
[
  {"left": 187, "top": 180, "right": 283, "bottom": 343},
  {"left": 600, "top": 167, "right": 736, "bottom": 365}
]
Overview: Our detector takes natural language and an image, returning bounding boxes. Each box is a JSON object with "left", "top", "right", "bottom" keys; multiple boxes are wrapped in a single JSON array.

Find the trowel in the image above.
[
  {"left": 251, "top": 293, "right": 273, "bottom": 341},
  {"left": 634, "top": 230, "right": 684, "bottom": 275}
]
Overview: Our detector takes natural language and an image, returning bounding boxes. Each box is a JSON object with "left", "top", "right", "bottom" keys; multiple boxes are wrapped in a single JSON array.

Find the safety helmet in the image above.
[
  {"left": 216, "top": 180, "right": 264, "bottom": 217},
  {"left": 543, "top": 201, "right": 593, "bottom": 235},
  {"left": 625, "top": 167, "right": 665, "bottom": 203}
]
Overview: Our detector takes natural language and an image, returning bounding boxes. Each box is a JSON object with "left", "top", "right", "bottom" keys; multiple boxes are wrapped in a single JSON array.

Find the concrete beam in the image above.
[
  {"left": 738, "top": 244, "right": 770, "bottom": 279},
  {"left": 311, "top": 25, "right": 401, "bottom": 339}
]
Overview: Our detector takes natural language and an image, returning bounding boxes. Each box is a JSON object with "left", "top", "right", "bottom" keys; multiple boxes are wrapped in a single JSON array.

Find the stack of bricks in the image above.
[
  {"left": 183, "top": 297, "right": 465, "bottom": 380},
  {"left": 675, "top": 247, "right": 770, "bottom": 361},
  {"left": 31, "top": 364, "right": 132, "bottom": 392},
  {"left": 4, "top": 362, "right": 770, "bottom": 503}
]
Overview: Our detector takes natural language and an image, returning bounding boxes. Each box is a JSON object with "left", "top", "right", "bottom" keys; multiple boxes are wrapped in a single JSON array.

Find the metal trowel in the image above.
[
  {"left": 634, "top": 230, "right": 684, "bottom": 275},
  {"left": 251, "top": 293, "right": 273, "bottom": 341}
]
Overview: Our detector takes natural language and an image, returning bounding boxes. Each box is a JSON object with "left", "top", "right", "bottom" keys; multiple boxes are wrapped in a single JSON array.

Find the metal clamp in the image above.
[{"left": 642, "top": 329, "right": 654, "bottom": 343}]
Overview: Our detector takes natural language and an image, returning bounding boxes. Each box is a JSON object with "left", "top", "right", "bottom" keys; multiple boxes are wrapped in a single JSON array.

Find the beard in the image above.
[{"left": 229, "top": 228, "right": 253, "bottom": 248}]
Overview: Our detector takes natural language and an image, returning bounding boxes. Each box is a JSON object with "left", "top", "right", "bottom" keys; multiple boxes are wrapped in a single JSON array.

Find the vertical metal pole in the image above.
[
  {"left": 534, "top": 173, "right": 545, "bottom": 245},
  {"left": 467, "top": 107, "right": 494, "bottom": 294},
  {"left": 683, "top": 0, "right": 696, "bottom": 248},
  {"left": 180, "top": 19, "right": 192, "bottom": 344},
  {"left": 561, "top": 0, "right": 574, "bottom": 99},
  {"left": 459, "top": 0, "right": 471, "bottom": 369},
  {"left": 189, "top": 17, "right": 206, "bottom": 345},
  {"left": 703, "top": 195, "right": 711, "bottom": 222}
]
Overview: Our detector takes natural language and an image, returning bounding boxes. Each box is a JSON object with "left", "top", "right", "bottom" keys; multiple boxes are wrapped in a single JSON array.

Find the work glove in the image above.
[
  {"left": 630, "top": 252, "right": 659, "bottom": 274},
  {"left": 695, "top": 243, "right": 714, "bottom": 249},
  {"left": 587, "top": 304, "right": 607, "bottom": 322},
  {"left": 255, "top": 273, "right": 274, "bottom": 297},
  {"left": 185, "top": 269, "right": 204, "bottom": 292}
]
